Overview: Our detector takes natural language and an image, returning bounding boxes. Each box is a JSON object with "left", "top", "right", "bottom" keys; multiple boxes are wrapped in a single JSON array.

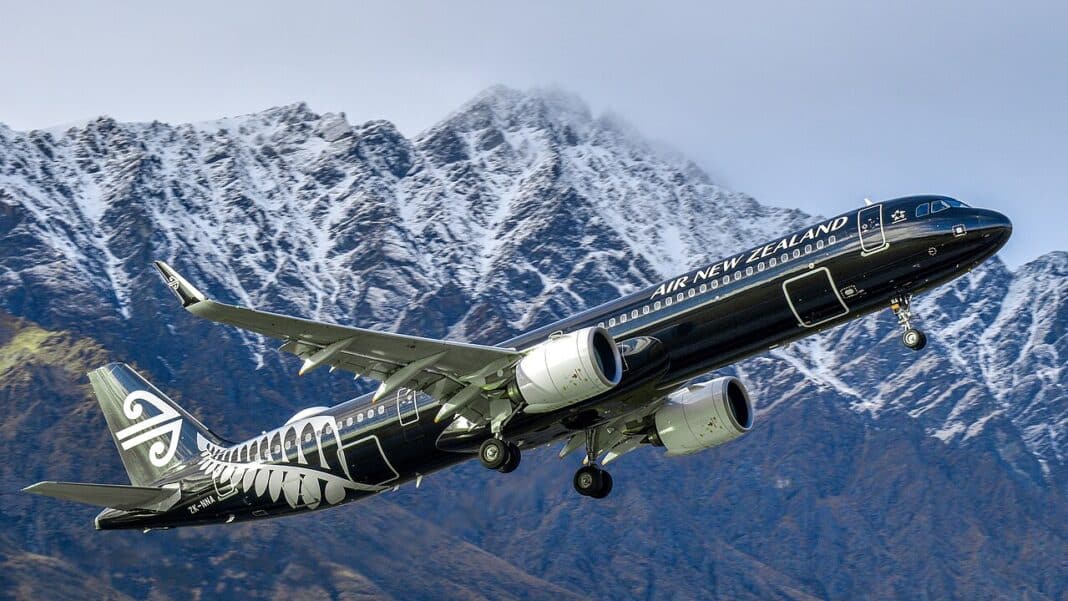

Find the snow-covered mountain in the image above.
[{"left": 1, "top": 87, "right": 1064, "bottom": 599}]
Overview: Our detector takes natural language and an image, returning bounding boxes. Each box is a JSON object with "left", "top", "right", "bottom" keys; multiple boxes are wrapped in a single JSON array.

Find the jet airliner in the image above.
[{"left": 25, "top": 195, "right": 1011, "bottom": 530}]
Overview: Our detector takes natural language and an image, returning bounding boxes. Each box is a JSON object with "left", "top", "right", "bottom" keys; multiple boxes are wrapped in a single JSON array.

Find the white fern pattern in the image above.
[{"left": 196, "top": 416, "right": 385, "bottom": 509}]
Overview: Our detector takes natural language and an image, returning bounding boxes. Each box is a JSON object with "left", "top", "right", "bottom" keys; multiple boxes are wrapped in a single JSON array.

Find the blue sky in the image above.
[{"left": 1, "top": 0, "right": 1063, "bottom": 267}]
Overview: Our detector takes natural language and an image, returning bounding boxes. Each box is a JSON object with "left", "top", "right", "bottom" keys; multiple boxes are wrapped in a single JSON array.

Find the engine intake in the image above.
[
  {"left": 514, "top": 326, "right": 623, "bottom": 413},
  {"left": 654, "top": 376, "right": 753, "bottom": 456}
]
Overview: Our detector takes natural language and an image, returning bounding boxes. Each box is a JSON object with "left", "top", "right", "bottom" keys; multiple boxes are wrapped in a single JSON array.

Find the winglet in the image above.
[{"left": 153, "top": 261, "right": 207, "bottom": 307}]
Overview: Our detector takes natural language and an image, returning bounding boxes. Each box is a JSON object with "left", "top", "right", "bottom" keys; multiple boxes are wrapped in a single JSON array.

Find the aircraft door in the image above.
[
  {"left": 858, "top": 205, "right": 888, "bottom": 255},
  {"left": 396, "top": 389, "right": 420, "bottom": 426},
  {"left": 783, "top": 267, "right": 850, "bottom": 327}
]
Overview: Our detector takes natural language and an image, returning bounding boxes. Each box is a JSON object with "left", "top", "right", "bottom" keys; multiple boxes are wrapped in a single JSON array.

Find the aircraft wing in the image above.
[{"left": 153, "top": 262, "right": 520, "bottom": 418}]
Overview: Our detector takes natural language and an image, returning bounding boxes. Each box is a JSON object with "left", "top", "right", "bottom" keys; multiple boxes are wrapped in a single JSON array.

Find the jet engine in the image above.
[
  {"left": 513, "top": 326, "right": 623, "bottom": 413},
  {"left": 653, "top": 377, "right": 753, "bottom": 455}
]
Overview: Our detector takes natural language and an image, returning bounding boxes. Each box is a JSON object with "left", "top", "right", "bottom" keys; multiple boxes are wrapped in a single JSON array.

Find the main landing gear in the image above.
[
  {"left": 573, "top": 465, "right": 613, "bottom": 499},
  {"left": 890, "top": 294, "right": 927, "bottom": 351},
  {"left": 478, "top": 437, "right": 521, "bottom": 473},
  {"left": 573, "top": 429, "right": 613, "bottom": 499}
]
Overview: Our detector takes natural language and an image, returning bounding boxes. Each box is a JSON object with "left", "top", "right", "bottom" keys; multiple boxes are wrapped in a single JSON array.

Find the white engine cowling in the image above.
[
  {"left": 515, "top": 326, "right": 623, "bottom": 413},
  {"left": 654, "top": 377, "right": 754, "bottom": 456}
]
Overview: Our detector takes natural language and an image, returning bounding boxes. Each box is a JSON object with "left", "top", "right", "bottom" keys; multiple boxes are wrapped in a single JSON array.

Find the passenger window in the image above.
[
  {"left": 733, "top": 271, "right": 742, "bottom": 281},
  {"left": 620, "top": 313, "right": 628, "bottom": 322},
  {"left": 654, "top": 301, "right": 662, "bottom": 309},
  {"left": 642, "top": 305, "right": 650, "bottom": 315},
  {"left": 665, "top": 297, "right": 672, "bottom": 306},
  {"left": 804, "top": 244, "right": 812, "bottom": 253},
  {"left": 631, "top": 309, "right": 639, "bottom": 318},
  {"left": 378, "top": 406, "right": 385, "bottom": 415},
  {"left": 346, "top": 417, "right": 353, "bottom": 427},
  {"left": 931, "top": 199, "right": 949, "bottom": 213},
  {"left": 722, "top": 275, "right": 730, "bottom": 285},
  {"left": 699, "top": 284, "right": 707, "bottom": 293},
  {"left": 916, "top": 203, "right": 930, "bottom": 217},
  {"left": 676, "top": 293, "right": 684, "bottom": 302},
  {"left": 609, "top": 317, "right": 616, "bottom": 326},
  {"left": 816, "top": 240, "right": 824, "bottom": 250},
  {"left": 769, "top": 257, "right": 777, "bottom": 267},
  {"left": 757, "top": 262, "right": 765, "bottom": 272},
  {"left": 746, "top": 266, "right": 754, "bottom": 276},
  {"left": 688, "top": 288, "right": 696, "bottom": 298},
  {"left": 711, "top": 279, "right": 718, "bottom": 289},
  {"left": 828, "top": 235, "right": 836, "bottom": 244},
  {"left": 792, "top": 249, "right": 801, "bottom": 258},
  {"left": 781, "top": 253, "right": 789, "bottom": 262}
]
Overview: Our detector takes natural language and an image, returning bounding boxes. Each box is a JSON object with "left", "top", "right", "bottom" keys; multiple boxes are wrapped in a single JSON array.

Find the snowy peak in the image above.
[
  {"left": 436, "top": 85, "right": 595, "bottom": 141},
  {"left": 1017, "top": 250, "right": 1068, "bottom": 278}
]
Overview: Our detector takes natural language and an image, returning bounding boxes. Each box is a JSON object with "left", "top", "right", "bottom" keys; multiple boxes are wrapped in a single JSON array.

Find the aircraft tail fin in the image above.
[
  {"left": 22, "top": 481, "right": 180, "bottom": 512},
  {"left": 88, "top": 363, "right": 226, "bottom": 486}
]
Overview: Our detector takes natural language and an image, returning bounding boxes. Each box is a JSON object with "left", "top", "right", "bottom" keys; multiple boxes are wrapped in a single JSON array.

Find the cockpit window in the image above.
[
  {"left": 931, "top": 199, "right": 950, "bottom": 213},
  {"left": 944, "top": 198, "right": 968, "bottom": 207},
  {"left": 916, "top": 203, "right": 930, "bottom": 217}
]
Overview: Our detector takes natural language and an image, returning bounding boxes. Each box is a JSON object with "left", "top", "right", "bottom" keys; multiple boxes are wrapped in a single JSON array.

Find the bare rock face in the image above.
[{"left": 0, "top": 87, "right": 1064, "bottom": 600}]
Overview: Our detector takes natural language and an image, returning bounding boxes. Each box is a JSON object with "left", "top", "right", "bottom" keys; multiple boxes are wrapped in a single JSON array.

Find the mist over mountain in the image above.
[{"left": 1, "top": 87, "right": 1064, "bottom": 599}]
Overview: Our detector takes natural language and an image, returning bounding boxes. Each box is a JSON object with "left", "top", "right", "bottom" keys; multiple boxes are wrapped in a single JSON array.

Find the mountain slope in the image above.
[{"left": 1, "top": 87, "right": 1064, "bottom": 599}]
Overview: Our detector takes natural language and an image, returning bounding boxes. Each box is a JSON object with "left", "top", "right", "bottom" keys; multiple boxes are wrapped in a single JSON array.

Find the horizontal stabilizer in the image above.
[{"left": 23, "top": 481, "right": 180, "bottom": 512}]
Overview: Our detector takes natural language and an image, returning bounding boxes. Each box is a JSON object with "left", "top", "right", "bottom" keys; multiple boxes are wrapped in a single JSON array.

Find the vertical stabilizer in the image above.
[{"left": 89, "top": 363, "right": 226, "bottom": 486}]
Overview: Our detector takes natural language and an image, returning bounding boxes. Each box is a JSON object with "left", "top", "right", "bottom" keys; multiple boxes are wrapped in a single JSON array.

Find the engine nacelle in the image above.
[
  {"left": 654, "top": 377, "right": 753, "bottom": 456},
  {"left": 514, "top": 326, "right": 623, "bottom": 413}
]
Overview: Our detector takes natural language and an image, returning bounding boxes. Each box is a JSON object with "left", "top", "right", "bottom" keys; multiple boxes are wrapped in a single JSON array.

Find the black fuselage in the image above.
[{"left": 97, "top": 195, "right": 1012, "bottom": 529}]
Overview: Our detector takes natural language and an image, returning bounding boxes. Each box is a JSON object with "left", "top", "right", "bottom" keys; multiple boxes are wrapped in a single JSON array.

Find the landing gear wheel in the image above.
[
  {"left": 497, "top": 443, "right": 522, "bottom": 473},
  {"left": 573, "top": 465, "right": 612, "bottom": 498},
  {"left": 479, "top": 438, "right": 508, "bottom": 470},
  {"left": 589, "top": 471, "right": 613, "bottom": 499},
  {"left": 890, "top": 294, "right": 928, "bottom": 351},
  {"left": 573, "top": 465, "right": 603, "bottom": 496},
  {"left": 902, "top": 328, "right": 927, "bottom": 351}
]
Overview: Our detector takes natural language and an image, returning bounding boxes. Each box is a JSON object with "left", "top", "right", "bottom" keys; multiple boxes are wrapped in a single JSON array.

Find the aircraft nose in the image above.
[
  {"left": 971, "top": 209, "right": 1012, "bottom": 251},
  {"left": 980, "top": 210, "right": 1013, "bottom": 238}
]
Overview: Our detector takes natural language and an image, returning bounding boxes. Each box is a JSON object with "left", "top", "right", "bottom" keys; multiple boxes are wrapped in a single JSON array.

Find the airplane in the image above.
[{"left": 24, "top": 195, "right": 1011, "bottom": 530}]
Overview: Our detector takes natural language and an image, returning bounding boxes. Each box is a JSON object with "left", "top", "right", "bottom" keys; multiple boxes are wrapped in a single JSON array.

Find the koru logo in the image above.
[{"left": 115, "top": 390, "right": 184, "bottom": 467}]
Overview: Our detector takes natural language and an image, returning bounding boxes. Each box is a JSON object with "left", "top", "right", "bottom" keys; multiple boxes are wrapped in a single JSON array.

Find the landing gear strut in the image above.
[
  {"left": 891, "top": 294, "right": 927, "bottom": 351},
  {"left": 478, "top": 437, "right": 521, "bottom": 473},
  {"left": 572, "top": 429, "right": 613, "bottom": 498}
]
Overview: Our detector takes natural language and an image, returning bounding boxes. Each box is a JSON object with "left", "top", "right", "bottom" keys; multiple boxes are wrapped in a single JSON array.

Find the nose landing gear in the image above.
[{"left": 890, "top": 294, "right": 927, "bottom": 351}]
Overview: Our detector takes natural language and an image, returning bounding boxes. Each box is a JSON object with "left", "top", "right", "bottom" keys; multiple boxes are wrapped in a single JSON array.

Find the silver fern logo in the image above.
[
  {"left": 197, "top": 416, "right": 384, "bottom": 509},
  {"left": 115, "top": 390, "right": 183, "bottom": 467}
]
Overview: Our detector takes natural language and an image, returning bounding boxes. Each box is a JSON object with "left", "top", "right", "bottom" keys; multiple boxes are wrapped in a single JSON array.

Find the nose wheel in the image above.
[
  {"left": 901, "top": 328, "right": 927, "bottom": 351},
  {"left": 478, "top": 437, "right": 521, "bottom": 473},
  {"left": 891, "top": 294, "right": 927, "bottom": 351}
]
